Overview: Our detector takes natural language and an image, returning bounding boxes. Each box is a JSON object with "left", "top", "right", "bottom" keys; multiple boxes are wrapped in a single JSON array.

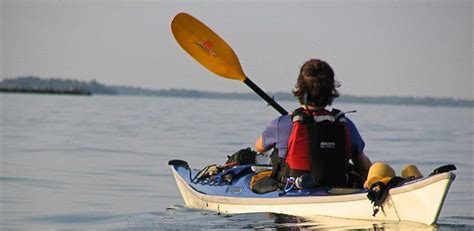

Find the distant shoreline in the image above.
[
  {"left": 0, "top": 87, "right": 92, "bottom": 96},
  {"left": 111, "top": 87, "right": 474, "bottom": 108},
  {"left": 1, "top": 76, "right": 473, "bottom": 107}
]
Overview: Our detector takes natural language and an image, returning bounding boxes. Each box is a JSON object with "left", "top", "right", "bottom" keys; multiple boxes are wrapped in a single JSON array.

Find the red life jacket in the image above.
[{"left": 286, "top": 108, "right": 352, "bottom": 187}]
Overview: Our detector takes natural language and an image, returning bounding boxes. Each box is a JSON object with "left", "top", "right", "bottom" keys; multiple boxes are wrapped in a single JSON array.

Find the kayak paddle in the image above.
[{"left": 171, "top": 12, "right": 288, "bottom": 115}]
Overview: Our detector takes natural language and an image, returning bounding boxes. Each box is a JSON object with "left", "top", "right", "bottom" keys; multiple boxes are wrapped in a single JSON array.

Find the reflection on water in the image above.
[
  {"left": 6, "top": 204, "right": 472, "bottom": 230},
  {"left": 148, "top": 206, "right": 447, "bottom": 230}
]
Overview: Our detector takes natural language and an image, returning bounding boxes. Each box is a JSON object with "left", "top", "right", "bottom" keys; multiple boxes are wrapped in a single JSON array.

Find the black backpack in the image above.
[{"left": 225, "top": 147, "right": 257, "bottom": 166}]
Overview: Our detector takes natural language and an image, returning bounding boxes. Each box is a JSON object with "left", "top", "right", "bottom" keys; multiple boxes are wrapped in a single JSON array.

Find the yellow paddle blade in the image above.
[{"left": 171, "top": 13, "right": 247, "bottom": 81}]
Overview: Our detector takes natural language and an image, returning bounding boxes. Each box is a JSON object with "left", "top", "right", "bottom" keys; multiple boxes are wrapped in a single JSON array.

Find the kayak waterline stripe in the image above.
[{"left": 171, "top": 12, "right": 288, "bottom": 115}]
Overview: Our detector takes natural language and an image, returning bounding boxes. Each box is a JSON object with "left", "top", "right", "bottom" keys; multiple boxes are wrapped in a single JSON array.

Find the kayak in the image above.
[{"left": 169, "top": 160, "right": 455, "bottom": 225}]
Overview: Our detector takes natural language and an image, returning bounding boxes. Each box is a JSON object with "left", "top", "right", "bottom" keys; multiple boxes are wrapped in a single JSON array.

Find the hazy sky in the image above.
[{"left": 1, "top": 0, "right": 472, "bottom": 99}]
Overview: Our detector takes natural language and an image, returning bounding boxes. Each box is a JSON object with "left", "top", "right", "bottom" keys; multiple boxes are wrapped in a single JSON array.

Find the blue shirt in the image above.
[{"left": 261, "top": 114, "right": 365, "bottom": 159}]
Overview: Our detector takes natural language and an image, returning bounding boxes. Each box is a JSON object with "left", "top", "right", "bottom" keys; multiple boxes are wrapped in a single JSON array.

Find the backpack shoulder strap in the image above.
[
  {"left": 291, "top": 108, "right": 312, "bottom": 122},
  {"left": 332, "top": 108, "right": 356, "bottom": 122}
]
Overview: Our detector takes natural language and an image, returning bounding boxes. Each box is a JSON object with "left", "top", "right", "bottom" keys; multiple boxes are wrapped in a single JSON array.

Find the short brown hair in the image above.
[{"left": 292, "top": 59, "right": 340, "bottom": 106}]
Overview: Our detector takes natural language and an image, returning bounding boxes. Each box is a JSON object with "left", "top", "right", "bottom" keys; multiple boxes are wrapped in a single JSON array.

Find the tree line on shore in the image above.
[
  {"left": 0, "top": 76, "right": 117, "bottom": 94},
  {"left": 1, "top": 76, "right": 472, "bottom": 107}
]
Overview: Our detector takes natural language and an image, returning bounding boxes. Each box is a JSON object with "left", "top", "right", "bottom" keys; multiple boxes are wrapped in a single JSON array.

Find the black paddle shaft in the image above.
[{"left": 243, "top": 78, "right": 288, "bottom": 115}]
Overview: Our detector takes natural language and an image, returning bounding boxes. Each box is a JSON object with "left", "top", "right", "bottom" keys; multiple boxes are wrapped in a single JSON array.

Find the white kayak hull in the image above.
[{"left": 171, "top": 165, "right": 455, "bottom": 225}]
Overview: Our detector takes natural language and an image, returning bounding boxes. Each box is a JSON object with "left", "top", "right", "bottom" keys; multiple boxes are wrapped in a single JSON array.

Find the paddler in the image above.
[{"left": 255, "top": 59, "right": 372, "bottom": 188}]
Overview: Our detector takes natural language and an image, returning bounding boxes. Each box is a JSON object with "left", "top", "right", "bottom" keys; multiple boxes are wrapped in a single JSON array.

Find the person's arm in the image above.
[
  {"left": 345, "top": 118, "right": 371, "bottom": 179},
  {"left": 255, "top": 135, "right": 269, "bottom": 153},
  {"left": 352, "top": 151, "right": 372, "bottom": 180},
  {"left": 255, "top": 116, "right": 285, "bottom": 153}
]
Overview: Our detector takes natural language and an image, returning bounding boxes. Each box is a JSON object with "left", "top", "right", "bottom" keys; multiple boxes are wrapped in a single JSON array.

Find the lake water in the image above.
[{"left": 1, "top": 93, "right": 472, "bottom": 230}]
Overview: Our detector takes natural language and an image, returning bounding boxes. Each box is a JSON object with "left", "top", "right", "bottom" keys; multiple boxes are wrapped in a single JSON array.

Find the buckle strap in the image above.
[{"left": 292, "top": 115, "right": 347, "bottom": 123}]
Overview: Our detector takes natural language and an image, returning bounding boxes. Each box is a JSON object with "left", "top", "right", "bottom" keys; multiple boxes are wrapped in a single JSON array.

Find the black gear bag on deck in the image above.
[{"left": 225, "top": 147, "right": 257, "bottom": 166}]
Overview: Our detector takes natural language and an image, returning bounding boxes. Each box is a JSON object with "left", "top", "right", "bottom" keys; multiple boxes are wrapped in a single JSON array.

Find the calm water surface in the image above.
[{"left": 0, "top": 93, "right": 472, "bottom": 230}]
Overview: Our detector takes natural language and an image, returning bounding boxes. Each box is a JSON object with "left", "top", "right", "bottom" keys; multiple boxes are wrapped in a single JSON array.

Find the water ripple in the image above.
[
  {"left": 0, "top": 176, "right": 67, "bottom": 189},
  {"left": 25, "top": 212, "right": 124, "bottom": 224}
]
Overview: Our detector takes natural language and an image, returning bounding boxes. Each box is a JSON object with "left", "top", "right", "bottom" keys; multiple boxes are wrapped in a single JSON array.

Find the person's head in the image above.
[{"left": 292, "top": 59, "right": 340, "bottom": 107}]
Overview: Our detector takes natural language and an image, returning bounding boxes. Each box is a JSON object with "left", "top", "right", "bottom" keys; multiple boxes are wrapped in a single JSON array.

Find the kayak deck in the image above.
[{"left": 169, "top": 160, "right": 455, "bottom": 225}]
